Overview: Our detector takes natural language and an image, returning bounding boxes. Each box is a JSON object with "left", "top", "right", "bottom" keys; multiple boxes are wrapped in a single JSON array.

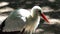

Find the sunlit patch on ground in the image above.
[
  {"left": 0, "top": 2, "right": 9, "bottom": 7},
  {"left": 42, "top": 6, "right": 54, "bottom": 12}
]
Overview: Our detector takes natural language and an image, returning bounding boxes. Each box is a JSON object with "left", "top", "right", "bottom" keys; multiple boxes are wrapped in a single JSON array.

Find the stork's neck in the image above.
[{"left": 31, "top": 9, "right": 38, "bottom": 18}]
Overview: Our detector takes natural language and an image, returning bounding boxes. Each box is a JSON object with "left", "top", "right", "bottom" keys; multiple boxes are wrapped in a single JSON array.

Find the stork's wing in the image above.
[{"left": 2, "top": 9, "right": 31, "bottom": 32}]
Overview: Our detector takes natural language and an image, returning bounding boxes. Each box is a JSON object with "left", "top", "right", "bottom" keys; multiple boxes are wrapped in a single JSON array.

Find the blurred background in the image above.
[{"left": 0, "top": 0, "right": 60, "bottom": 34}]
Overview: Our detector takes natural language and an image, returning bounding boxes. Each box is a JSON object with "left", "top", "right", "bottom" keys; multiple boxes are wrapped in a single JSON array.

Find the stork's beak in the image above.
[{"left": 40, "top": 13, "right": 49, "bottom": 23}]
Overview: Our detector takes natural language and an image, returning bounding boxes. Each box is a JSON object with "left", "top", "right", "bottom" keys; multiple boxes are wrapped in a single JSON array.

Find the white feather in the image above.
[
  {"left": 17, "top": 9, "right": 31, "bottom": 18},
  {"left": 21, "top": 17, "right": 26, "bottom": 22}
]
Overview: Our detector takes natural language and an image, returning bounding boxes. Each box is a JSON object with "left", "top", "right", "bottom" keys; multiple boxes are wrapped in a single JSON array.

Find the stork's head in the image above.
[{"left": 31, "top": 6, "right": 49, "bottom": 23}]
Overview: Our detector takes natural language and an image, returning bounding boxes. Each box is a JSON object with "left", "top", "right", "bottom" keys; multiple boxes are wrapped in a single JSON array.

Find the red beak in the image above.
[{"left": 40, "top": 13, "right": 49, "bottom": 23}]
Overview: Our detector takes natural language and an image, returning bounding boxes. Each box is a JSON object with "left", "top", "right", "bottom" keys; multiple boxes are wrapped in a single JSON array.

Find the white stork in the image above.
[{"left": 2, "top": 6, "right": 49, "bottom": 34}]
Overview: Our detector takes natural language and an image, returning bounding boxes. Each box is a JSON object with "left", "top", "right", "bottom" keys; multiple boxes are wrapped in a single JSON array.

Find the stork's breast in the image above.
[{"left": 24, "top": 16, "right": 40, "bottom": 32}]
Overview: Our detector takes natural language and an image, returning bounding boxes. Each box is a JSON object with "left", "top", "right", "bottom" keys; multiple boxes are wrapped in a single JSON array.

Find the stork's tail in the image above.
[{"left": 21, "top": 28, "right": 25, "bottom": 34}]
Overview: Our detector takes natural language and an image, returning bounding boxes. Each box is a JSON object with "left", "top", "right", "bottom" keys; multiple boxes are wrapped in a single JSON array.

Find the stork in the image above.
[{"left": 1, "top": 6, "right": 49, "bottom": 34}]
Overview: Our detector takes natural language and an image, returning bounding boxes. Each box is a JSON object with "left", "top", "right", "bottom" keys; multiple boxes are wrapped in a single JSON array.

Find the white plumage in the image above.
[
  {"left": 18, "top": 9, "right": 31, "bottom": 17},
  {"left": 2, "top": 6, "right": 49, "bottom": 34}
]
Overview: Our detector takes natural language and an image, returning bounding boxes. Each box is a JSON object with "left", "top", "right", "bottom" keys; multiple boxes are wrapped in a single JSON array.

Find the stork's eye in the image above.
[
  {"left": 38, "top": 10, "right": 41, "bottom": 14},
  {"left": 35, "top": 9, "right": 41, "bottom": 14}
]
